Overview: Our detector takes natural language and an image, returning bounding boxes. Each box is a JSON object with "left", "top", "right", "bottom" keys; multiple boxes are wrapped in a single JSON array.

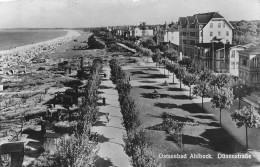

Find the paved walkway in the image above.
[{"left": 92, "top": 67, "right": 132, "bottom": 167}]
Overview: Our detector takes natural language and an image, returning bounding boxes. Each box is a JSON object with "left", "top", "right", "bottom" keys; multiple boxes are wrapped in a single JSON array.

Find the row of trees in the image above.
[
  {"left": 161, "top": 58, "right": 260, "bottom": 149},
  {"left": 109, "top": 58, "right": 158, "bottom": 167}
]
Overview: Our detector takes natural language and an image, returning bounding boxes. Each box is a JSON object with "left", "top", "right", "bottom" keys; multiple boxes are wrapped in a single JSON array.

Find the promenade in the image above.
[{"left": 92, "top": 67, "right": 132, "bottom": 167}]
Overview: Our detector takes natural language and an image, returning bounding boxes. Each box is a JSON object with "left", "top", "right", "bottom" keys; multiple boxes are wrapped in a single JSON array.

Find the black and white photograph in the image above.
[{"left": 0, "top": 0, "right": 260, "bottom": 166}]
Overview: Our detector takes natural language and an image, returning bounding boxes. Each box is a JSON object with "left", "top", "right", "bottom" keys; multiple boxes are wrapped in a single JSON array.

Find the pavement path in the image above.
[{"left": 92, "top": 67, "right": 132, "bottom": 167}]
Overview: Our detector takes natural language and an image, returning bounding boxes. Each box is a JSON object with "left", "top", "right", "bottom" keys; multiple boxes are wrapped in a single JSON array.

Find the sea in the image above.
[{"left": 0, "top": 29, "right": 67, "bottom": 51}]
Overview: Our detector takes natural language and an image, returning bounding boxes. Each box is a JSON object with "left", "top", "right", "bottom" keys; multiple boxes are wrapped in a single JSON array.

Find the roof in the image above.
[
  {"left": 168, "top": 26, "right": 178, "bottom": 32},
  {"left": 0, "top": 142, "right": 24, "bottom": 154},
  {"left": 195, "top": 42, "right": 233, "bottom": 51},
  {"left": 178, "top": 17, "right": 187, "bottom": 25},
  {"left": 238, "top": 46, "right": 260, "bottom": 55},
  {"left": 178, "top": 12, "right": 233, "bottom": 29}
]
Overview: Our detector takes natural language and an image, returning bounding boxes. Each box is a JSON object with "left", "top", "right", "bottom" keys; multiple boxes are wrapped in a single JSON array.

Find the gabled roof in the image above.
[
  {"left": 168, "top": 26, "right": 178, "bottom": 32},
  {"left": 178, "top": 17, "right": 187, "bottom": 25},
  {"left": 178, "top": 12, "right": 232, "bottom": 28}
]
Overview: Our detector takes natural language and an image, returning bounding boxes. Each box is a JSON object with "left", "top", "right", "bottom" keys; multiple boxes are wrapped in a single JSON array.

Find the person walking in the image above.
[
  {"left": 106, "top": 112, "right": 110, "bottom": 123},
  {"left": 102, "top": 97, "right": 106, "bottom": 105}
]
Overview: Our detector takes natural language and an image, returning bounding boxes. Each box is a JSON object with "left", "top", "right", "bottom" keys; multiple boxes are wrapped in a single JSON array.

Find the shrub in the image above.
[
  {"left": 54, "top": 132, "right": 97, "bottom": 167},
  {"left": 87, "top": 35, "right": 106, "bottom": 49}
]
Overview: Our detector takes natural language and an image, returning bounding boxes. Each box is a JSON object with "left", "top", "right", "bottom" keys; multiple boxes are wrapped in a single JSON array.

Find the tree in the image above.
[
  {"left": 165, "top": 62, "right": 178, "bottom": 84},
  {"left": 211, "top": 88, "right": 234, "bottom": 125},
  {"left": 165, "top": 50, "right": 178, "bottom": 63},
  {"left": 175, "top": 66, "right": 186, "bottom": 90},
  {"left": 141, "top": 48, "right": 153, "bottom": 62},
  {"left": 54, "top": 123, "right": 97, "bottom": 167},
  {"left": 199, "top": 69, "right": 213, "bottom": 82},
  {"left": 182, "top": 72, "right": 197, "bottom": 97},
  {"left": 232, "top": 83, "right": 252, "bottom": 109},
  {"left": 123, "top": 129, "right": 158, "bottom": 167},
  {"left": 152, "top": 49, "right": 161, "bottom": 67},
  {"left": 140, "top": 38, "right": 156, "bottom": 49},
  {"left": 231, "top": 106, "right": 260, "bottom": 149},
  {"left": 193, "top": 81, "right": 211, "bottom": 108},
  {"left": 187, "top": 62, "right": 205, "bottom": 75},
  {"left": 178, "top": 58, "right": 192, "bottom": 68},
  {"left": 212, "top": 74, "right": 233, "bottom": 90}
]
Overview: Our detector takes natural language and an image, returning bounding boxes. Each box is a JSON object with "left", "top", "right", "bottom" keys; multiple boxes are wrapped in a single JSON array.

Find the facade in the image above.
[
  {"left": 156, "top": 22, "right": 179, "bottom": 46},
  {"left": 178, "top": 12, "right": 234, "bottom": 58},
  {"left": 228, "top": 46, "right": 247, "bottom": 76},
  {"left": 194, "top": 42, "right": 233, "bottom": 73},
  {"left": 238, "top": 47, "right": 260, "bottom": 87},
  {"left": 131, "top": 27, "right": 153, "bottom": 37}
]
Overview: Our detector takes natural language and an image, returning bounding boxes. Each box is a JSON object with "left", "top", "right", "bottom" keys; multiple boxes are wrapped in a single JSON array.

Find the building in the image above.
[
  {"left": 156, "top": 22, "right": 179, "bottom": 46},
  {"left": 228, "top": 45, "right": 248, "bottom": 76},
  {"left": 194, "top": 42, "right": 234, "bottom": 73},
  {"left": 178, "top": 12, "right": 234, "bottom": 58},
  {"left": 131, "top": 27, "right": 143, "bottom": 37},
  {"left": 238, "top": 46, "right": 260, "bottom": 87}
]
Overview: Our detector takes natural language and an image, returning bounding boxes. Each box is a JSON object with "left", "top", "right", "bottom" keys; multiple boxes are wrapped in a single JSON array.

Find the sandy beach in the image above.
[{"left": 0, "top": 30, "right": 80, "bottom": 69}]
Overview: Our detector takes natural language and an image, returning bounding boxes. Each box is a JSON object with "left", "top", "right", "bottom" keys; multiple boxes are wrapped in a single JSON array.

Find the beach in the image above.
[{"left": 0, "top": 30, "right": 80, "bottom": 70}]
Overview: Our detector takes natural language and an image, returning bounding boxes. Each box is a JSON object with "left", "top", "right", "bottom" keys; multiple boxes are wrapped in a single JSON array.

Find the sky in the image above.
[{"left": 0, "top": 0, "right": 259, "bottom": 28}]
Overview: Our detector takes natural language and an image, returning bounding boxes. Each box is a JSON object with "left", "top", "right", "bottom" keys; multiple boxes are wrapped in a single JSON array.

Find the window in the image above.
[
  {"left": 232, "top": 62, "right": 235, "bottom": 69},
  {"left": 218, "top": 23, "right": 221, "bottom": 28},
  {"left": 190, "top": 32, "right": 196, "bottom": 36},
  {"left": 220, "top": 62, "right": 225, "bottom": 69},
  {"left": 223, "top": 23, "right": 225, "bottom": 28},
  {"left": 210, "top": 32, "right": 213, "bottom": 37},
  {"left": 243, "top": 59, "right": 247, "bottom": 66},
  {"left": 226, "top": 31, "right": 229, "bottom": 36},
  {"left": 253, "top": 57, "right": 259, "bottom": 67},
  {"left": 220, "top": 51, "right": 224, "bottom": 58},
  {"left": 182, "top": 32, "right": 187, "bottom": 36},
  {"left": 183, "top": 40, "right": 187, "bottom": 44},
  {"left": 231, "top": 50, "right": 235, "bottom": 58},
  {"left": 218, "top": 31, "right": 221, "bottom": 36},
  {"left": 210, "top": 23, "right": 213, "bottom": 28},
  {"left": 253, "top": 74, "right": 259, "bottom": 83}
]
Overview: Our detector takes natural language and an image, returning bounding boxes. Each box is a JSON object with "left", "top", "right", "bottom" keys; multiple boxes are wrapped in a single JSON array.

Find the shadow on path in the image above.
[
  {"left": 93, "top": 121, "right": 106, "bottom": 127},
  {"left": 201, "top": 128, "right": 246, "bottom": 153},
  {"left": 140, "top": 74, "right": 167, "bottom": 79},
  {"left": 167, "top": 87, "right": 186, "bottom": 91},
  {"left": 154, "top": 102, "right": 178, "bottom": 109},
  {"left": 131, "top": 71, "right": 148, "bottom": 75},
  {"left": 100, "top": 85, "right": 114, "bottom": 89},
  {"left": 139, "top": 80, "right": 157, "bottom": 83},
  {"left": 97, "top": 134, "right": 110, "bottom": 143},
  {"left": 139, "top": 85, "right": 162, "bottom": 90},
  {"left": 178, "top": 103, "right": 207, "bottom": 114},
  {"left": 95, "top": 157, "right": 113, "bottom": 167}
]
